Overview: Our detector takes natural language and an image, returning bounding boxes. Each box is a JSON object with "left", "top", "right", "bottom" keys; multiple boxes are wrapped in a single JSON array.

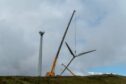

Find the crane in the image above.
[
  {"left": 46, "top": 10, "right": 76, "bottom": 77},
  {"left": 61, "top": 63, "right": 76, "bottom": 76},
  {"left": 60, "top": 42, "right": 96, "bottom": 75}
]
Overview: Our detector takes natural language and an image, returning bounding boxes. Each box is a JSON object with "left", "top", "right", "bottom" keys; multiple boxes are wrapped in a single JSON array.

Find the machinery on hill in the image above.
[
  {"left": 60, "top": 42, "right": 96, "bottom": 75},
  {"left": 46, "top": 10, "right": 76, "bottom": 77}
]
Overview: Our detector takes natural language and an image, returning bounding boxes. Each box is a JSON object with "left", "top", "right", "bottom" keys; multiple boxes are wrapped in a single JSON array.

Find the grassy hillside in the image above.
[{"left": 0, "top": 74, "right": 126, "bottom": 84}]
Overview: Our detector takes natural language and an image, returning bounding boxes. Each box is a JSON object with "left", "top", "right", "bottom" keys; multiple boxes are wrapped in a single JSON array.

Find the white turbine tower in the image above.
[{"left": 38, "top": 31, "right": 45, "bottom": 76}]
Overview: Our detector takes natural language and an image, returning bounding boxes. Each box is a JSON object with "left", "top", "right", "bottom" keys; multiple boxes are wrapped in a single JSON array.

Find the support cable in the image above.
[{"left": 74, "top": 13, "right": 77, "bottom": 55}]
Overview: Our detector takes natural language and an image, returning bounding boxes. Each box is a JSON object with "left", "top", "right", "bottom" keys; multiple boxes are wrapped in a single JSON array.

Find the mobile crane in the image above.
[{"left": 46, "top": 10, "right": 76, "bottom": 76}]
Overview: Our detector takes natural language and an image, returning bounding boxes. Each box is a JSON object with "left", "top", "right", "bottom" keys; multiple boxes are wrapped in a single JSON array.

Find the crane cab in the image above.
[{"left": 46, "top": 72, "right": 55, "bottom": 77}]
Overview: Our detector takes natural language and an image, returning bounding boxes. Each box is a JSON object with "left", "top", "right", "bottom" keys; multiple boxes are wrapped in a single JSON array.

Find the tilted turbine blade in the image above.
[
  {"left": 60, "top": 57, "right": 74, "bottom": 75},
  {"left": 65, "top": 42, "right": 75, "bottom": 57},
  {"left": 77, "top": 50, "right": 96, "bottom": 57},
  {"left": 61, "top": 63, "right": 76, "bottom": 76}
]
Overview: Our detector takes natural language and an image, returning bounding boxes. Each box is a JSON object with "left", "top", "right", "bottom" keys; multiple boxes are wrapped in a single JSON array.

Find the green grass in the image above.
[{"left": 0, "top": 74, "right": 126, "bottom": 84}]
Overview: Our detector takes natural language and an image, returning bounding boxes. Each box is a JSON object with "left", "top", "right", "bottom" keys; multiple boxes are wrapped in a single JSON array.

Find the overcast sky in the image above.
[{"left": 0, "top": 0, "right": 126, "bottom": 76}]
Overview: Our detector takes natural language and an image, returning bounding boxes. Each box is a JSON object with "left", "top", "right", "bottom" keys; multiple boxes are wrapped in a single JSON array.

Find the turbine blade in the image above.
[
  {"left": 61, "top": 63, "right": 76, "bottom": 76},
  {"left": 65, "top": 42, "right": 75, "bottom": 57},
  {"left": 77, "top": 50, "right": 96, "bottom": 57},
  {"left": 60, "top": 58, "right": 74, "bottom": 75}
]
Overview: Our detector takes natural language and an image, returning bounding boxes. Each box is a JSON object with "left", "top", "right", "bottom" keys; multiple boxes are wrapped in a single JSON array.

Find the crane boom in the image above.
[{"left": 46, "top": 10, "right": 76, "bottom": 76}]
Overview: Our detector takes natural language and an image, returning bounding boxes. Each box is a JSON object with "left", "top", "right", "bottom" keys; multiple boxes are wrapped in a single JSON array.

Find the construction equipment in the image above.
[
  {"left": 61, "top": 63, "right": 76, "bottom": 76},
  {"left": 46, "top": 10, "right": 76, "bottom": 76},
  {"left": 60, "top": 42, "right": 96, "bottom": 75}
]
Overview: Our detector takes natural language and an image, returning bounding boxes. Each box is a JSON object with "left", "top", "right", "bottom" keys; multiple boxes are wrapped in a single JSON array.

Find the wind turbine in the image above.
[
  {"left": 38, "top": 31, "right": 45, "bottom": 76},
  {"left": 60, "top": 42, "right": 96, "bottom": 75}
]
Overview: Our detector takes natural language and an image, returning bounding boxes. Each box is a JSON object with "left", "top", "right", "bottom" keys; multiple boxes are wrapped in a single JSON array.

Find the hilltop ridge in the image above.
[{"left": 0, "top": 74, "right": 126, "bottom": 84}]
